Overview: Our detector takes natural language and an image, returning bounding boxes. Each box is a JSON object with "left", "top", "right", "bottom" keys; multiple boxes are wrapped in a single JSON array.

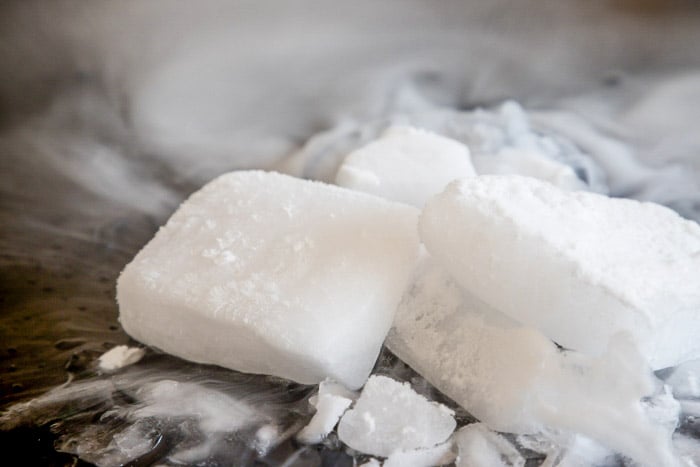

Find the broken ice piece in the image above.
[
  {"left": 337, "top": 375, "right": 456, "bottom": 457},
  {"left": 117, "top": 171, "right": 420, "bottom": 389},
  {"left": 297, "top": 380, "right": 355, "bottom": 444},
  {"left": 383, "top": 440, "right": 455, "bottom": 467},
  {"left": 420, "top": 175, "right": 700, "bottom": 370},
  {"left": 335, "top": 126, "right": 475, "bottom": 207},
  {"left": 386, "top": 256, "right": 678, "bottom": 466},
  {"left": 98, "top": 345, "right": 145, "bottom": 372},
  {"left": 454, "top": 423, "right": 524, "bottom": 467}
]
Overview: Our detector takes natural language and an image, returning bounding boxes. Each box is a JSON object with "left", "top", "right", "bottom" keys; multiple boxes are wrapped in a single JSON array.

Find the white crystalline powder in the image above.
[
  {"left": 335, "top": 126, "right": 475, "bottom": 207},
  {"left": 117, "top": 170, "right": 420, "bottom": 389},
  {"left": 387, "top": 256, "right": 678, "bottom": 466},
  {"left": 337, "top": 375, "right": 456, "bottom": 457},
  {"left": 454, "top": 423, "right": 524, "bottom": 467},
  {"left": 420, "top": 175, "right": 700, "bottom": 370},
  {"left": 98, "top": 345, "right": 145, "bottom": 372}
]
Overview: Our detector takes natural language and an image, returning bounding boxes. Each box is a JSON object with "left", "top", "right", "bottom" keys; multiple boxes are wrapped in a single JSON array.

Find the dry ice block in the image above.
[
  {"left": 420, "top": 175, "right": 700, "bottom": 370},
  {"left": 335, "top": 126, "right": 476, "bottom": 207},
  {"left": 386, "top": 257, "right": 677, "bottom": 465},
  {"left": 117, "top": 170, "right": 420, "bottom": 389}
]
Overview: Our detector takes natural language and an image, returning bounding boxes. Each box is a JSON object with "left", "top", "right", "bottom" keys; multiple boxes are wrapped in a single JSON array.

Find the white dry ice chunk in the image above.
[
  {"left": 335, "top": 126, "right": 475, "bottom": 207},
  {"left": 117, "top": 170, "right": 420, "bottom": 389},
  {"left": 383, "top": 440, "right": 455, "bottom": 467},
  {"left": 454, "top": 423, "right": 524, "bottom": 467},
  {"left": 297, "top": 379, "right": 355, "bottom": 444},
  {"left": 420, "top": 175, "right": 700, "bottom": 370},
  {"left": 98, "top": 345, "right": 145, "bottom": 372},
  {"left": 386, "top": 256, "right": 678, "bottom": 466},
  {"left": 337, "top": 375, "right": 456, "bottom": 457}
]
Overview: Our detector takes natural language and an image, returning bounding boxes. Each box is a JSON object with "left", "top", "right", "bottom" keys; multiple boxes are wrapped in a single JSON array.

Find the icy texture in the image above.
[
  {"left": 118, "top": 170, "right": 420, "bottom": 389},
  {"left": 337, "top": 375, "right": 456, "bottom": 457},
  {"left": 335, "top": 126, "right": 475, "bottom": 207},
  {"left": 286, "top": 102, "right": 607, "bottom": 194},
  {"left": 383, "top": 441, "right": 455, "bottom": 467},
  {"left": 297, "top": 380, "right": 355, "bottom": 444},
  {"left": 455, "top": 423, "right": 524, "bottom": 467},
  {"left": 420, "top": 175, "right": 700, "bottom": 370},
  {"left": 386, "top": 256, "right": 678, "bottom": 465},
  {"left": 98, "top": 345, "right": 145, "bottom": 372}
]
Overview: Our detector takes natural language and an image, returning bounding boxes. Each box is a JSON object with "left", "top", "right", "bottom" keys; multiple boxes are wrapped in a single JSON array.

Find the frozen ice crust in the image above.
[
  {"left": 117, "top": 171, "right": 421, "bottom": 389},
  {"left": 420, "top": 175, "right": 700, "bottom": 370}
]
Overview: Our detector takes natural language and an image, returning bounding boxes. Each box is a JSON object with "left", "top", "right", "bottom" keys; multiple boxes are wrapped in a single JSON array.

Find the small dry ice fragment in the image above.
[
  {"left": 386, "top": 257, "right": 677, "bottom": 466},
  {"left": 337, "top": 375, "right": 456, "bottom": 457},
  {"left": 383, "top": 440, "right": 455, "bottom": 467},
  {"left": 297, "top": 379, "right": 355, "bottom": 444},
  {"left": 97, "top": 345, "right": 145, "bottom": 372},
  {"left": 117, "top": 170, "right": 420, "bottom": 389},
  {"left": 335, "top": 126, "right": 475, "bottom": 207},
  {"left": 420, "top": 175, "right": 700, "bottom": 370},
  {"left": 454, "top": 423, "right": 524, "bottom": 467}
]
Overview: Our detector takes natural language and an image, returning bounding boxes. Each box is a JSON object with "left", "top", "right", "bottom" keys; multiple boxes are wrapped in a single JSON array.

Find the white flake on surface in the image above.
[
  {"left": 335, "top": 126, "right": 475, "bottom": 207},
  {"left": 98, "top": 345, "right": 145, "bottom": 372},
  {"left": 297, "top": 380, "right": 355, "bottom": 444},
  {"left": 337, "top": 375, "right": 456, "bottom": 457},
  {"left": 419, "top": 175, "right": 700, "bottom": 370},
  {"left": 117, "top": 171, "right": 420, "bottom": 389}
]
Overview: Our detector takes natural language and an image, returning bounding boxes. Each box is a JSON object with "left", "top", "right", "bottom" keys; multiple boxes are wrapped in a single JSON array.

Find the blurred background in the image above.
[{"left": 1, "top": 1, "right": 700, "bottom": 465}]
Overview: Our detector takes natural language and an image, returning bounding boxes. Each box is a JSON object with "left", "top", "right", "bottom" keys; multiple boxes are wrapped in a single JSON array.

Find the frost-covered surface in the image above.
[
  {"left": 335, "top": 126, "right": 475, "bottom": 207},
  {"left": 117, "top": 170, "right": 420, "bottom": 389},
  {"left": 337, "top": 375, "right": 456, "bottom": 457},
  {"left": 420, "top": 175, "right": 700, "bottom": 370},
  {"left": 386, "top": 256, "right": 678, "bottom": 465},
  {"left": 98, "top": 345, "right": 145, "bottom": 372}
]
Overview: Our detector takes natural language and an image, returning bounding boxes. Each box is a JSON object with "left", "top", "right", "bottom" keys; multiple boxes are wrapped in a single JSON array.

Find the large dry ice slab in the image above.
[
  {"left": 117, "top": 171, "right": 420, "bottom": 389},
  {"left": 420, "top": 175, "right": 700, "bottom": 370}
]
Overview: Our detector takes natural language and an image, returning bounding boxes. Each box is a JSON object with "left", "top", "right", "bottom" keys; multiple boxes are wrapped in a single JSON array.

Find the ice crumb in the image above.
[
  {"left": 337, "top": 375, "right": 455, "bottom": 457},
  {"left": 98, "top": 345, "right": 145, "bottom": 372},
  {"left": 297, "top": 380, "right": 354, "bottom": 444}
]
